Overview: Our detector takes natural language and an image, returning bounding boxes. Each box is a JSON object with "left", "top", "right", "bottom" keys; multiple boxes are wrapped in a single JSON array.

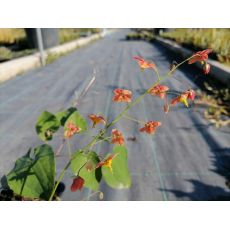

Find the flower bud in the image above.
[
  {"left": 203, "top": 63, "right": 210, "bottom": 75},
  {"left": 70, "top": 176, "right": 85, "bottom": 192},
  {"left": 164, "top": 103, "right": 169, "bottom": 114}
]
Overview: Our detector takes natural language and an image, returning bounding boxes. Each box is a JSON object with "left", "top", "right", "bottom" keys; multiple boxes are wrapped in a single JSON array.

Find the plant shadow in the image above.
[{"left": 161, "top": 179, "right": 230, "bottom": 201}]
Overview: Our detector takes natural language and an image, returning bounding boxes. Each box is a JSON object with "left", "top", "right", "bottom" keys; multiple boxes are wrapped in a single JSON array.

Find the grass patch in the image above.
[
  {"left": 0, "top": 28, "right": 35, "bottom": 62},
  {"left": 45, "top": 52, "right": 67, "bottom": 65},
  {"left": 59, "top": 28, "right": 100, "bottom": 44},
  {"left": 126, "top": 29, "right": 155, "bottom": 42},
  {"left": 0, "top": 28, "right": 26, "bottom": 45},
  {"left": 195, "top": 82, "right": 230, "bottom": 128},
  {"left": 160, "top": 29, "right": 230, "bottom": 67}
]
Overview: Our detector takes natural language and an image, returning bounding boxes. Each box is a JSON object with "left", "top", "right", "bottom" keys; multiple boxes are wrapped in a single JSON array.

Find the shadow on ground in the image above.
[
  {"left": 121, "top": 38, "right": 230, "bottom": 201},
  {"left": 162, "top": 179, "right": 230, "bottom": 201}
]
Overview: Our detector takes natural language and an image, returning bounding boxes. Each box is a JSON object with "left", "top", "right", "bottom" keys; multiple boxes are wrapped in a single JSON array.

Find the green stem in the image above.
[
  {"left": 94, "top": 136, "right": 112, "bottom": 145},
  {"left": 67, "top": 139, "right": 72, "bottom": 158},
  {"left": 49, "top": 161, "right": 71, "bottom": 201},
  {"left": 155, "top": 68, "right": 161, "bottom": 82},
  {"left": 160, "top": 56, "right": 193, "bottom": 80},
  {"left": 123, "top": 114, "right": 145, "bottom": 124}
]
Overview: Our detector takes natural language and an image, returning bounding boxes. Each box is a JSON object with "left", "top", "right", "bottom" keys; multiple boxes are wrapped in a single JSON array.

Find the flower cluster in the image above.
[{"left": 67, "top": 49, "right": 212, "bottom": 195}]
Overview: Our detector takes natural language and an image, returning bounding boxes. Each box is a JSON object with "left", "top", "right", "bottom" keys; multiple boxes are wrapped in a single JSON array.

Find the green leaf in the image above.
[
  {"left": 64, "top": 111, "right": 87, "bottom": 134},
  {"left": 56, "top": 107, "right": 77, "bottom": 126},
  {"left": 70, "top": 151, "right": 101, "bottom": 191},
  {"left": 102, "top": 145, "right": 131, "bottom": 189},
  {"left": 35, "top": 111, "right": 60, "bottom": 141},
  {"left": 6, "top": 144, "right": 55, "bottom": 200}
]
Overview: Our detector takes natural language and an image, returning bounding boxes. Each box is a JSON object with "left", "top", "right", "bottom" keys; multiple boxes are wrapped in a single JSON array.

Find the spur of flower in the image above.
[
  {"left": 170, "top": 89, "right": 196, "bottom": 107},
  {"left": 133, "top": 56, "right": 156, "bottom": 70},
  {"left": 188, "top": 49, "right": 212, "bottom": 64},
  {"left": 70, "top": 176, "right": 85, "bottom": 192},
  {"left": 88, "top": 114, "right": 106, "bottom": 128},
  {"left": 113, "top": 88, "right": 132, "bottom": 103},
  {"left": 64, "top": 122, "right": 81, "bottom": 138},
  {"left": 139, "top": 121, "right": 161, "bottom": 134},
  {"left": 148, "top": 84, "right": 169, "bottom": 99},
  {"left": 111, "top": 129, "right": 125, "bottom": 145},
  {"left": 96, "top": 154, "right": 116, "bottom": 172}
]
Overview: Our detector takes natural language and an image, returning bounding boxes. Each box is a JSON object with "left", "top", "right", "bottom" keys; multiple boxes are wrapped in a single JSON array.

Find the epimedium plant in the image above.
[{"left": 0, "top": 49, "right": 212, "bottom": 201}]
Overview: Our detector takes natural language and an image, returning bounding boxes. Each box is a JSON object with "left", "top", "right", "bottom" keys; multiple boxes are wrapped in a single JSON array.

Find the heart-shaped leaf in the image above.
[
  {"left": 6, "top": 144, "right": 55, "bottom": 200},
  {"left": 102, "top": 145, "right": 131, "bottom": 189}
]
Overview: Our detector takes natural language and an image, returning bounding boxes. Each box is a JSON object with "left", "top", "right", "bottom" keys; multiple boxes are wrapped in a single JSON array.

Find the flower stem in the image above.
[
  {"left": 123, "top": 114, "right": 145, "bottom": 124},
  {"left": 49, "top": 161, "right": 71, "bottom": 201},
  {"left": 67, "top": 139, "right": 72, "bottom": 158}
]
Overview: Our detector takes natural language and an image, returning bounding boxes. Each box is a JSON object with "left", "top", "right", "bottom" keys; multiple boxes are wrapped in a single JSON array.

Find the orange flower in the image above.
[
  {"left": 188, "top": 49, "right": 212, "bottom": 64},
  {"left": 203, "top": 63, "right": 211, "bottom": 74},
  {"left": 96, "top": 154, "right": 116, "bottom": 172},
  {"left": 113, "top": 88, "right": 132, "bottom": 103},
  {"left": 70, "top": 176, "right": 85, "bottom": 192},
  {"left": 88, "top": 114, "right": 106, "bottom": 128},
  {"left": 139, "top": 121, "right": 161, "bottom": 134},
  {"left": 170, "top": 89, "right": 195, "bottom": 108},
  {"left": 171, "top": 94, "right": 188, "bottom": 107},
  {"left": 64, "top": 122, "right": 81, "bottom": 138},
  {"left": 148, "top": 84, "right": 169, "bottom": 99},
  {"left": 111, "top": 129, "right": 125, "bottom": 145},
  {"left": 133, "top": 56, "right": 156, "bottom": 70}
]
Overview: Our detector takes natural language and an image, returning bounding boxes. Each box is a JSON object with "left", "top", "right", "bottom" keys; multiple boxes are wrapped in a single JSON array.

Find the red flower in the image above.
[
  {"left": 203, "top": 63, "right": 211, "bottom": 74},
  {"left": 171, "top": 94, "right": 188, "bottom": 107},
  {"left": 64, "top": 122, "right": 81, "bottom": 138},
  {"left": 70, "top": 176, "right": 85, "bottom": 192},
  {"left": 170, "top": 89, "right": 195, "bottom": 108},
  {"left": 111, "top": 129, "right": 125, "bottom": 145},
  {"left": 113, "top": 88, "right": 132, "bottom": 103},
  {"left": 188, "top": 49, "right": 212, "bottom": 64},
  {"left": 185, "top": 89, "right": 196, "bottom": 101},
  {"left": 96, "top": 154, "right": 116, "bottom": 172},
  {"left": 139, "top": 121, "right": 161, "bottom": 134},
  {"left": 133, "top": 56, "right": 156, "bottom": 70},
  {"left": 148, "top": 84, "right": 169, "bottom": 99},
  {"left": 88, "top": 114, "right": 106, "bottom": 128}
]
